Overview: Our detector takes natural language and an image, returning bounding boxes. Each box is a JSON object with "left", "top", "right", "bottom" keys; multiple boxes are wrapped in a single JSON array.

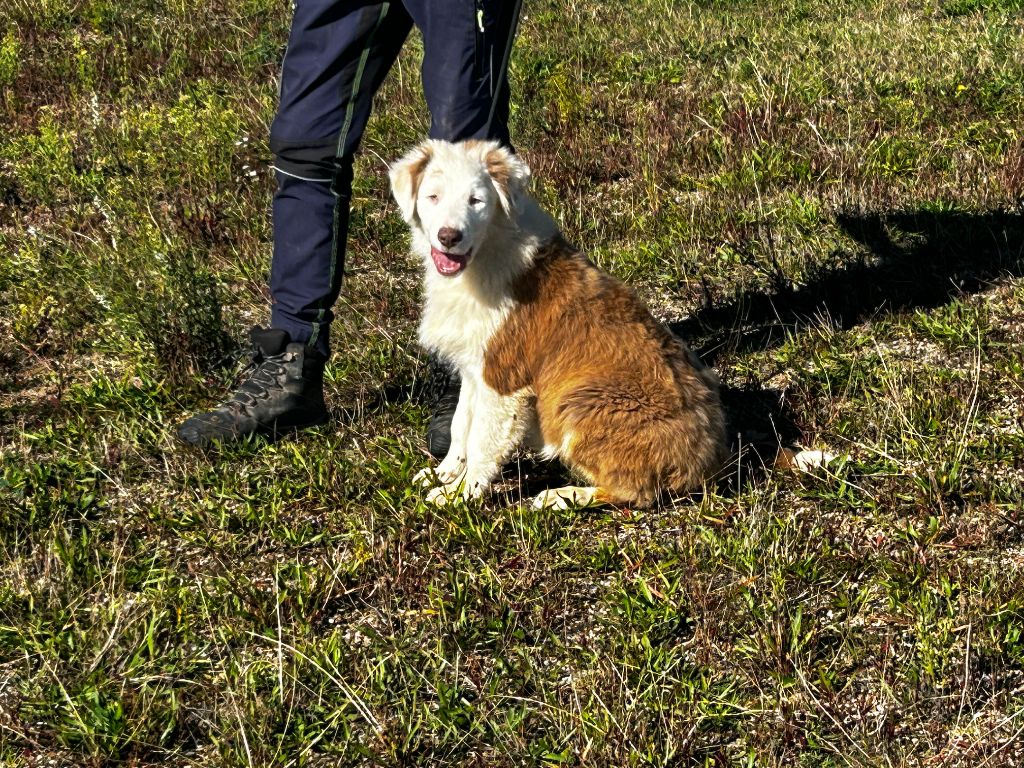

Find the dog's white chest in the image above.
[{"left": 418, "top": 280, "right": 512, "bottom": 373}]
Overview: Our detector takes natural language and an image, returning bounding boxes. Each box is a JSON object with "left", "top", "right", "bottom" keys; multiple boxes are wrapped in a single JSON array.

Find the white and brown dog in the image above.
[{"left": 389, "top": 139, "right": 727, "bottom": 508}]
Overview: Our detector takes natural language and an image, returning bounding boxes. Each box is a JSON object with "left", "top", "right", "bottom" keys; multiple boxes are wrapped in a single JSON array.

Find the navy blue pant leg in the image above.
[
  {"left": 269, "top": 0, "right": 411, "bottom": 356},
  {"left": 406, "top": 0, "right": 518, "bottom": 146},
  {"left": 268, "top": 0, "right": 519, "bottom": 357}
]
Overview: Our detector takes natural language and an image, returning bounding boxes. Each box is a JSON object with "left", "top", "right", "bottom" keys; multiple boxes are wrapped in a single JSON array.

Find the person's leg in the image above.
[
  {"left": 178, "top": 0, "right": 411, "bottom": 446},
  {"left": 270, "top": 0, "right": 413, "bottom": 357},
  {"left": 404, "top": 0, "right": 519, "bottom": 145}
]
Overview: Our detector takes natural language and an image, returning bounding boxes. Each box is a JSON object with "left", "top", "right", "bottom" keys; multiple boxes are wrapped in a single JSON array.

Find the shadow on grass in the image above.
[
  {"left": 331, "top": 357, "right": 451, "bottom": 434},
  {"left": 674, "top": 210, "right": 1024, "bottom": 362},
  {"left": 670, "top": 209, "right": 1024, "bottom": 484}
]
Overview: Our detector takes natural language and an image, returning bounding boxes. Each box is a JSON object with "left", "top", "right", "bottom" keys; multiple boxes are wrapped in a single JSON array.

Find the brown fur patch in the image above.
[
  {"left": 484, "top": 147, "right": 512, "bottom": 206},
  {"left": 391, "top": 143, "right": 434, "bottom": 219},
  {"left": 483, "top": 237, "right": 727, "bottom": 505},
  {"left": 406, "top": 148, "right": 433, "bottom": 197}
]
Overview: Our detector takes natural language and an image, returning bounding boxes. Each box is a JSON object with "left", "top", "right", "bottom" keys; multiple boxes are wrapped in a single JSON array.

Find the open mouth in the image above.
[{"left": 430, "top": 246, "right": 470, "bottom": 276}]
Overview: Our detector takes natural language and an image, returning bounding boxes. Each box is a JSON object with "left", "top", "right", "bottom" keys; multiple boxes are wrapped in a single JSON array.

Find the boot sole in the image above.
[{"left": 178, "top": 411, "right": 330, "bottom": 449}]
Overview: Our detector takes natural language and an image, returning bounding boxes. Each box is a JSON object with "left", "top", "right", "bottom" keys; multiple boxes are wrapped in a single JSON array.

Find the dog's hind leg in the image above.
[{"left": 531, "top": 486, "right": 615, "bottom": 511}]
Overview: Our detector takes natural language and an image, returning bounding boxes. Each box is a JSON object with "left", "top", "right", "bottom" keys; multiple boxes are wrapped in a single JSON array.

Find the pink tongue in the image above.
[{"left": 431, "top": 247, "right": 467, "bottom": 275}]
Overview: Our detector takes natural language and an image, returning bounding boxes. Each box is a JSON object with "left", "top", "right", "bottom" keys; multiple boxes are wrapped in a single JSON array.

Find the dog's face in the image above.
[{"left": 389, "top": 140, "right": 530, "bottom": 277}]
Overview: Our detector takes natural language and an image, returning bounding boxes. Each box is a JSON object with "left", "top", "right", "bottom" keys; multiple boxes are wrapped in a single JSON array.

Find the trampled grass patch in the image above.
[{"left": 2, "top": 0, "right": 1024, "bottom": 764}]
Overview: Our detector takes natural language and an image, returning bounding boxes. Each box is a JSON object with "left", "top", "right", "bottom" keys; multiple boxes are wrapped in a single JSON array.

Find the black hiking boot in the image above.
[
  {"left": 177, "top": 327, "right": 328, "bottom": 447},
  {"left": 422, "top": 356, "right": 461, "bottom": 460}
]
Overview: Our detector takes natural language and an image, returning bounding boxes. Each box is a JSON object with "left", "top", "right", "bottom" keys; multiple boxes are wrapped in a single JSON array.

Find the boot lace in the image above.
[{"left": 225, "top": 344, "right": 292, "bottom": 412}]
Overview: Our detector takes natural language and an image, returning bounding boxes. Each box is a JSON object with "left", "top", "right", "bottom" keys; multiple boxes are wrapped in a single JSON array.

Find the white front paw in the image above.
[
  {"left": 425, "top": 482, "right": 463, "bottom": 506},
  {"left": 413, "top": 467, "right": 438, "bottom": 488},
  {"left": 423, "top": 476, "right": 490, "bottom": 506},
  {"left": 435, "top": 455, "right": 467, "bottom": 484},
  {"left": 461, "top": 475, "right": 490, "bottom": 500},
  {"left": 414, "top": 458, "right": 466, "bottom": 489}
]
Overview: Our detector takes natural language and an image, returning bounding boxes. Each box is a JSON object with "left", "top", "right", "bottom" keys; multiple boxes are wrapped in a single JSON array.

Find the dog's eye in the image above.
[
  {"left": 426, "top": 193, "right": 439, "bottom": 202},
  {"left": 469, "top": 196, "right": 482, "bottom": 205}
]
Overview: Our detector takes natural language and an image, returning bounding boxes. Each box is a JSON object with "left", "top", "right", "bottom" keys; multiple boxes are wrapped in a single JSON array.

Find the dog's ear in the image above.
[
  {"left": 389, "top": 142, "right": 434, "bottom": 222},
  {"left": 484, "top": 144, "right": 531, "bottom": 215}
]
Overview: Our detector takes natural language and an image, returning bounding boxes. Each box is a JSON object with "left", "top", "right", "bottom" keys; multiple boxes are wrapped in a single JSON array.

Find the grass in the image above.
[{"left": 2, "top": 0, "right": 1024, "bottom": 764}]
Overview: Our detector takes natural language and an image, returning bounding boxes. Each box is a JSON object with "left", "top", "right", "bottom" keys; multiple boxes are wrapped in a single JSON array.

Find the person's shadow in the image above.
[{"left": 667, "top": 209, "right": 1024, "bottom": 489}]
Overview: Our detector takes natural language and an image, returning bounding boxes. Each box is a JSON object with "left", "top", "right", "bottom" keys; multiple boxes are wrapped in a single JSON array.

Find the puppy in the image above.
[{"left": 389, "top": 139, "right": 727, "bottom": 508}]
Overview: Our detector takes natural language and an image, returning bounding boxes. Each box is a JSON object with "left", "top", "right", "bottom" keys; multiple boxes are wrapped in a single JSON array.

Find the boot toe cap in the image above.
[{"left": 176, "top": 412, "right": 234, "bottom": 447}]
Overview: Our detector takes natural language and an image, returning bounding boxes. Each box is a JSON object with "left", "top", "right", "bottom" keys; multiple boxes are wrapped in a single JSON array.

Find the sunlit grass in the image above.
[{"left": 2, "top": 0, "right": 1023, "bottom": 764}]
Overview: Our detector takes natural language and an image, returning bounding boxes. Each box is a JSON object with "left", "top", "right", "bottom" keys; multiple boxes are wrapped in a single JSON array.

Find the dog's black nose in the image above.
[{"left": 437, "top": 227, "right": 463, "bottom": 248}]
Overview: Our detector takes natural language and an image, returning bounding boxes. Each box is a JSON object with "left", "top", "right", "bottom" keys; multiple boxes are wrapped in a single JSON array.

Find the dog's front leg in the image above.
[
  {"left": 461, "top": 386, "right": 528, "bottom": 498},
  {"left": 415, "top": 374, "right": 474, "bottom": 488},
  {"left": 426, "top": 385, "right": 530, "bottom": 504}
]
